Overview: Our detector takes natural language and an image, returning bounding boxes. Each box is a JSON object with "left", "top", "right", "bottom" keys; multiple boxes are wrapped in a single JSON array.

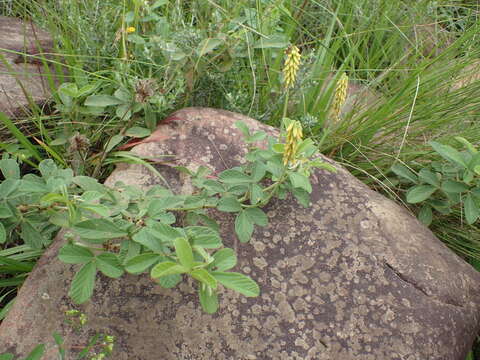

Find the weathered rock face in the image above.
[
  {"left": 1, "top": 107, "right": 479, "bottom": 359},
  {"left": 0, "top": 16, "right": 56, "bottom": 117}
]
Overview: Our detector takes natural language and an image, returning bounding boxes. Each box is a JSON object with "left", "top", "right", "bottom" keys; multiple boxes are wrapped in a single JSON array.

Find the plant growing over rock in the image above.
[{"left": 0, "top": 119, "right": 334, "bottom": 313}]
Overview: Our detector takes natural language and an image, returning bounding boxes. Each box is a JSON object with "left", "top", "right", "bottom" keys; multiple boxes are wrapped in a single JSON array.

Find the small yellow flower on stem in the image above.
[
  {"left": 126, "top": 26, "right": 136, "bottom": 34},
  {"left": 330, "top": 72, "right": 349, "bottom": 123},
  {"left": 283, "top": 120, "right": 303, "bottom": 166},
  {"left": 283, "top": 45, "right": 301, "bottom": 89}
]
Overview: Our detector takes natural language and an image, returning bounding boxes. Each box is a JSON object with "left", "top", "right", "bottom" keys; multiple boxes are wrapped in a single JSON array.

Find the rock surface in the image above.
[
  {"left": 0, "top": 16, "right": 56, "bottom": 117},
  {"left": 1, "top": 107, "right": 480, "bottom": 360}
]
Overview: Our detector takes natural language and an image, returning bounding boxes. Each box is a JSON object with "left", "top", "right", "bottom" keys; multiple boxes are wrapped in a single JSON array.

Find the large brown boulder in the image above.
[
  {"left": 1, "top": 107, "right": 479, "bottom": 359},
  {"left": 0, "top": 16, "right": 56, "bottom": 117}
]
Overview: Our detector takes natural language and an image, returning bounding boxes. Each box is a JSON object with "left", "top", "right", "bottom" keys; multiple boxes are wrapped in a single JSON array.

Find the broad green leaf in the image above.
[
  {"left": 125, "top": 253, "right": 161, "bottom": 274},
  {"left": 202, "top": 180, "right": 224, "bottom": 194},
  {"left": 73, "top": 219, "right": 127, "bottom": 239},
  {"left": 218, "top": 169, "right": 252, "bottom": 184},
  {"left": 58, "top": 244, "right": 94, "bottom": 264},
  {"left": 68, "top": 261, "right": 97, "bottom": 304},
  {"left": 211, "top": 271, "right": 260, "bottom": 297},
  {"left": 150, "top": 261, "right": 188, "bottom": 278},
  {"left": 251, "top": 162, "right": 266, "bottom": 182},
  {"left": 0, "top": 179, "right": 20, "bottom": 199},
  {"left": 441, "top": 180, "right": 469, "bottom": 194},
  {"left": 149, "top": 223, "right": 184, "bottom": 244},
  {"left": 0, "top": 354, "right": 14, "bottom": 360},
  {"left": 245, "top": 207, "right": 268, "bottom": 226},
  {"left": 0, "top": 159, "right": 19, "bottom": 179},
  {"left": 217, "top": 196, "right": 242, "bottom": 212},
  {"left": 249, "top": 184, "right": 264, "bottom": 205},
  {"left": 199, "top": 285, "right": 218, "bottom": 314},
  {"left": 234, "top": 121, "right": 250, "bottom": 137},
  {"left": 21, "top": 221, "right": 44, "bottom": 249},
  {"left": 96, "top": 253, "right": 124, "bottom": 278},
  {"left": 0, "top": 223, "right": 5, "bottom": 244},
  {"left": 475, "top": 165, "right": 480, "bottom": 175},
  {"left": 156, "top": 273, "right": 182, "bottom": 288},
  {"left": 292, "top": 188, "right": 310, "bottom": 207},
  {"left": 391, "top": 163, "right": 418, "bottom": 183},
  {"left": 289, "top": 172, "right": 312, "bottom": 193},
  {"left": 418, "top": 169, "right": 440, "bottom": 187},
  {"left": 24, "top": 344, "right": 45, "bottom": 360},
  {"left": 455, "top": 136, "right": 477, "bottom": 154},
  {"left": 80, "top": 203, "right": 110, "bottom": 217},
  {"left": 19, "top": 180, "right": 48, "bottom": 193},
  {"left": 235, "top": 211, "right": 254, "bottom": 243},
  {"left": 175, "top": 237, "right": 194, "bottom": 269},
  {"left": 196, "top": 38, "right": 224, "bottom": 56},
  {"left": 38, "top": 159, "right": 57, "bottom": 178},
  {"left": 211, "top": 248, "right": 237, "bottom": 271},
  {"left": 73, "top": 176, "right": 107, "bottom": 193},
  {"left": 418, "top": 205, "right": 433, "bottom": 226},
  {"left": 186, "top": 226, "right": 222, "bottom": 248},
  {"left": 406, "top": 185, "right": 436, "bottom": 204},
  {"left": 246, "top": 131, "right": 267, "bottom": 143},
  {"left": 104, "top": 134, "right": 124, "bottom": 153},
  {"left": 132, "top": 228, "right": 165, "bottom": 253},
  {"left": 429, "top": 141, "right": 467, "bottom": 168},
  {"left": 0, "top": 205, "right": 13, "bottom": 219},
  {"left": 190, "top": 268, "right": 217, "bottom": 289},
  {"left": 464, "top": 194, "right": 479, "bottom": 225},
  {"left": 84, "top": 94, "right": 125, "bottom": 107},
  {"left": 125, "top": 127, "right": 151, "bottom": 138}
]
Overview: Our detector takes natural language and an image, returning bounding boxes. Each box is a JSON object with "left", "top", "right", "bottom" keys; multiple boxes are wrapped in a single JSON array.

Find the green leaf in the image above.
[
  {"left": 441, "top": 180, "right": 469, "bottom": 194},
  {"left": 0, "top": 179, "right": 20, "bottom": 199},
  {"left": 251, "top": 162, "right": 266, "bottom": 182},
  {"left": 80, "top": 203, "right": 110, "bottom": 217},
  {"left": 132, "top": 228, "right": 165, "bottom": 253},
  {"left": 84, "top": 94, "right": 125, "bottom": 107},
  {"left": 73, "top": 219, "right": 127, "bottom": 239},
  {"left": 150, "top": 261, "right": 188, "bottom": 278},
  {"left": 211, "top": 271, "right": 260, "bottom": 297},
  {"left": 406, "top": 185, "right": 436, "bottom": 204},
  {"left": 455, "top": 136, "right": 477, "bottom": 154},
  {"left": 199, "top": 285, "right": 218, "bottom": 314},
  {"left": 391, "top": 163, "right": 418, "bottom": 183},
  {"left": 0, "top": 223, "right": 5, "bottom": 244},
  {"left": 38, "top": 159, "right": 57, "bottom": 178},
  {"left": 21, "top": 221, "right": 44, "bottom": 249},
  {"left": 125, "top": 253, "right": 161, "bottom": 274},
  {"left": 156, "top": 273, "right": 182, "bottom": 288},
  {"left": 68, "top": 261, "right": 97, "bottom": 304},
  {"left": 211, "top": 248, "right": 237, "bottom": 271},
  {"left": 96, "top": 253, "right": 124, "bottom": 278},
  {"left": 186, "top": 226, "right": 222, "bottom": 248},
  {"left": 0, "top": 112, "right": 42, "bottom": 162},
  {"left": 218, "top": 169, "right": 252, "bottom": 184},
  {"left": 125, "top": 127, "right": 151, "bottom": 138},
  {"left": 196, "top": 38, "right": 224, "bottom": 56},
  {"left": 0, "top": 256, "right": 34, "bottom": 272},
  {"left": 418, "top": 205, "right": 433, "bottom": 226},
  {"left": 175, "top": 237, "right": 194, "bottom": 269},
  {"left": 464, "top": 194, "right": 479, "bottom": 225},
  {"left": 289, "top": 172, "right": 312, "bottom": 193},
  {"left": 58, "top": 244, "right": 94, "bottom": 264},
  {"left": 418, "top": 169, "right": 440, "bottom": 187},
  {"left": 249, "top": 184, "right": 264, "bottom": 205},
  {"left": 0, "top": 205, "right": 13, "bottom": 219},
  {"left": 73, "top": 176, "right": 107, "bottom": 193},
  {"left": 149, "top": 223, "right": 184, "bottom": 245},
  {"left": 235, "top": 211, "right": 254, "bottom": 243},
  {"left": 190, "top": 268, "right": 217, "bottom": 289},
  {"left": 254, "top": 34, "right": 288, "bottom": 48},
  {"left": 429, "top": 141, "right": 467, "bottom": 168},
  {"left": 0, "top": 159, "right": 20, "bottom": 179},
  {"left": 104, "top": 134, "right": 124, "bottom": 153},
  {"left": 234, "top": 121, "right": 250, "bottom": 137},
  {"left": 24, "top": 344, "right": 45, "bottom": 360},
  {"left": 0, "top": 354, "right": 14, "bottom": 360},
  {"left": 245, "top": 207, "right": 268, "bottom": 226},
  {"left": 217, "top": 196, "right": 242, "bottom": 212}
]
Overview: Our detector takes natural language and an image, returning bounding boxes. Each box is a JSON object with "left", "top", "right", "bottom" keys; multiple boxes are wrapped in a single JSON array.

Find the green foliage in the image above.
[
  {"left": 392, "top": 137, "right": 480, "bottom": 226},
  {"left": 0, "top": 120, "right": 332, "bottom": 313}
]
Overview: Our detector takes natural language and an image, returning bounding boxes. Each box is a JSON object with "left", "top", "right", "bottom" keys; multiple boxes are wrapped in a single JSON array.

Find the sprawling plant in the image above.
[{"left": 0, "top": 119, "right": 334, "bottom": 313}]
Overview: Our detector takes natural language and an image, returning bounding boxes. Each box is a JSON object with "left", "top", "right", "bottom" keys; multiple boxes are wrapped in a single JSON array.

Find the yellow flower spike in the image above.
[
  {"left": 330, "top": 72, "right": 349, "bottom": 123},
  {"left": 283, "top": 120, "right": 303, "bottom": 166},
  {"left": 283, "top": 45, "right": 301, "bottom": 89},
  {"left": 126, "top": 26, "right": 136, "bottom": 33}
]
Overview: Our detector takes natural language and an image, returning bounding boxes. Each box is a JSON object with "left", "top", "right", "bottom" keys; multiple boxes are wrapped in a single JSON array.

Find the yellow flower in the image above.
[
  {"left": 283, "top": 120, "right": 303, "bottom": 166},
  {"left": 330, "top": 72, "right": 349, "bottom": 123},
  {"left": 126, "top": 26, "right": 136, "bottom": 33},
  {"left": 283, "top": 45, "right": 301, "bottom": 89}
]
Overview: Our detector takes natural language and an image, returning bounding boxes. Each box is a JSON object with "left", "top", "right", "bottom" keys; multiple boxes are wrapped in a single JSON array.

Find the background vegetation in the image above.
[{"left": 0, "top": 0, "right": 479, "bottom": 357}]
